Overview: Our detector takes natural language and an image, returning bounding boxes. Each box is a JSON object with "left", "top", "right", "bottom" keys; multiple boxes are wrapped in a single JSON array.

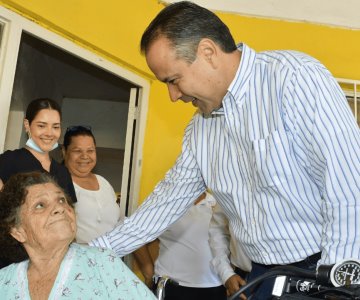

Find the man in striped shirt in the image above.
[{"left": 91, "top": 1, "right": 360, "bottom": 298}]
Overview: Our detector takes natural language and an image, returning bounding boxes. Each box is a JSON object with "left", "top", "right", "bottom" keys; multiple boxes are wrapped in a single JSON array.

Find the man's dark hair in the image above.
[{"left": 140, "top": 1, "right": 237, "bottom": 63}]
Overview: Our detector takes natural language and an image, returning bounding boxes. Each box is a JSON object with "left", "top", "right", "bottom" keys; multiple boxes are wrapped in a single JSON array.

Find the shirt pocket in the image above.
[{"left": 251, "top": 129, "right": 291, "bottom": 189}]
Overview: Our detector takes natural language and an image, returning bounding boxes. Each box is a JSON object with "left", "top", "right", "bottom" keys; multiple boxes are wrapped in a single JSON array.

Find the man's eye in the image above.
[{"left": 59, "top": 197, "right": 66, "bottom": 204}]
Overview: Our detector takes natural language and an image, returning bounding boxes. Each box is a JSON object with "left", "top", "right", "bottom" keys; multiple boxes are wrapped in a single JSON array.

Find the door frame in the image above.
[{"left": 0, "top": 5, "right": 149, "bottom": 218}]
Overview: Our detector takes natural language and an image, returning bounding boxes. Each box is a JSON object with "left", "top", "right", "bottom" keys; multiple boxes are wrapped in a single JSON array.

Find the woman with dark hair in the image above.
[
  {"left": 0, "top": 98, "right": 77, "bottom": 268},
  {"left": 62, "top": 125, "right": 120, "bottom": 244},
  {"left": 0, "top": 98, "right": 76, "bottom": 201},
  {"left": 0, "top": 171, "right": 155, "bottom": 299}
]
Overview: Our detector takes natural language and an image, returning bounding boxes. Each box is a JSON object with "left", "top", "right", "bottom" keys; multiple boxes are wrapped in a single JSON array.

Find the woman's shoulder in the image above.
[
  {"left": 94, "top": 174, "right": 116, "bottom": 191},
  {"left": 50, "top": 159, "right": 71, "bottom": 175},
  {"left": 0, "top": 149, "right": 34, "bottom": 171},
  {"left": 94, "top": 174, "right": 111, "bottom": 185},
  {"left": 0, "top": 261, "right": 17, "bottom": 277},
  {"left": 70, "top": 244, "right": 124, "bottom": 272},
  {"left": 0, "top": 261, "right": 24, "bottom": 283},
  {"left": 68, "top": 244, "right": 156, "bottom": 299},
  {"left": 71, "top": 243, "right": 117, "bottom": 260},
  {"left": 0, "top": 148, "right": 28, "bottom": 159}
]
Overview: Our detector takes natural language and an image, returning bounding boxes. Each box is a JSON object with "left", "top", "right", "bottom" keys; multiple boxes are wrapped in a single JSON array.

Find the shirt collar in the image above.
[
  {"left": 209, "top": 43, "right": 256, "bottom": 116},
  {"left": 225, "top": 43, "right": 257, "bottom": 114}
]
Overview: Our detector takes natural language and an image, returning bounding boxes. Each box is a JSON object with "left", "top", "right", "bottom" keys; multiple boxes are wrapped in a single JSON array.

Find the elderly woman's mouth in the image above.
[{"left": 48, "top": 218, "right": 69, "bottom": 226}]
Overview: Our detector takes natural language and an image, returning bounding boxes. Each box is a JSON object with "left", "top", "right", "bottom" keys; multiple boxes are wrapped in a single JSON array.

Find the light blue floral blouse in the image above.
[{"left": 0, "top": 243, "right": 156, "bottom": 300}]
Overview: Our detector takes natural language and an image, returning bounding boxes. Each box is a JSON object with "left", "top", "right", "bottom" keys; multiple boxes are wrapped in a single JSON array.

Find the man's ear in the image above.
[
  {"left": 10, "top": 226, "right": 27, "bottom": 243},
  {"left": 197, "top": 38, "right": 219, "bottom": 67}
]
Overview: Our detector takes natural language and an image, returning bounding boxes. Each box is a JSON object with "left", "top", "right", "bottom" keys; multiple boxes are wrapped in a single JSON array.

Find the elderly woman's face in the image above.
[{"left": 10, "top": 182, "right": 76, "bottom": 248}]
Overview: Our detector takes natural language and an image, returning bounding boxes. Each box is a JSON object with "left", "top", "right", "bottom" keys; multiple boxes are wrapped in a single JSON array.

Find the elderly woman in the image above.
[{"left": 0, "top": 172, "right": 156, "bottom": 300}]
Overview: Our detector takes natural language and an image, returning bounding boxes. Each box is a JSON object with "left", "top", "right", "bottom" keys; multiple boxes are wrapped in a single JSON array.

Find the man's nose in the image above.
[{"left": 167, "top": 84, "right": 182, "bottom": 102}]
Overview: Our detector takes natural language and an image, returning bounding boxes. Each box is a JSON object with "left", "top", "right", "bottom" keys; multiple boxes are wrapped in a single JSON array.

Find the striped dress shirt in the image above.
[{"left": 91, "top": 43, "right": 360, "bottom": 265}]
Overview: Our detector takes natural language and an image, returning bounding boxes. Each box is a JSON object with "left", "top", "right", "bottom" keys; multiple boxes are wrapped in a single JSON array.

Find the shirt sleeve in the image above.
[
  {"left": 90, "top": 120, "right": 207, "bottom": 256},
  {"left": 285, "top": 61, "right": 360, "bottom": 264},
  {"left": 209, "top": 203, "right": 235, "bottom": 284}
]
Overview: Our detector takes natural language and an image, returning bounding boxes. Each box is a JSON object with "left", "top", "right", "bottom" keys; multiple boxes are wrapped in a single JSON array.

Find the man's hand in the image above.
[{"left": 225, "top": 274, "right": 247, "bottom": 299}]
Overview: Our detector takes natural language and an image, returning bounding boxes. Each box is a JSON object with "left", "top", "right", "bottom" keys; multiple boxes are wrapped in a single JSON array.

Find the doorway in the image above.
[
  {"left": 6, "top": 32, "right": 134, "bottom": 192},
  {"left": 0, "top": 6, "right": 149, "bottom": 219}
]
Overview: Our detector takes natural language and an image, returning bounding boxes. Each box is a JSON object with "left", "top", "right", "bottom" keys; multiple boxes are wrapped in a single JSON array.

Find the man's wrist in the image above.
[{"left": 89, "top": 235, "right": 112, "bottom": 250}]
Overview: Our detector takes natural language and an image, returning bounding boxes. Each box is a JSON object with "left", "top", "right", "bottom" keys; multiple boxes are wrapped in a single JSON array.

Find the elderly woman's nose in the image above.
[{"left": 52, "top": 202, "right": 65, "bottom": 214}]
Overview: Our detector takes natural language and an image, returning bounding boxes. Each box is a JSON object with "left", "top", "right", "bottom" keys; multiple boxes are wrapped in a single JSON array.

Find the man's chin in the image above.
[
  {"left": 196, "top": 105, "right": 213, "bottom": 115},
  {"left": 190, "top": 101, "right": 217, "bottom": 115}
]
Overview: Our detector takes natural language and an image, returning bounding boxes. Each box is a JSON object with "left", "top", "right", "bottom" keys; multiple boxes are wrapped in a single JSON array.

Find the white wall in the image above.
[
  {"left": 4, "top": 110, "right": 24, "bottom": 150},
  {"left": 62, "top": 98, "right": 128, "bottom": 149}
]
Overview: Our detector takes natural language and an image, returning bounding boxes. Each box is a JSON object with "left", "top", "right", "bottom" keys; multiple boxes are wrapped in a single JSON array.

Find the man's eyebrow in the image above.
[{"left": 160, "top": 73, "right": 179, "bottom": 84}]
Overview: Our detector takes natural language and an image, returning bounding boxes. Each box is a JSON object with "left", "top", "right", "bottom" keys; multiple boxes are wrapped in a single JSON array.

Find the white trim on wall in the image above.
[
  {"left": 163, "top": 0, "right": 360, "bottom": 30},
  {"left": 337, "top": 77, "right": 359, "bottom": 125}
]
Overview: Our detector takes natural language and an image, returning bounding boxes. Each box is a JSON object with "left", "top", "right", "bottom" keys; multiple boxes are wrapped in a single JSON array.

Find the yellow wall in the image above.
[
  {"left": 221, "top": 14, "right": 360, "bottom": 80},
  {"left": 1, "top": 0, "right": 360, "bottom": 204}
]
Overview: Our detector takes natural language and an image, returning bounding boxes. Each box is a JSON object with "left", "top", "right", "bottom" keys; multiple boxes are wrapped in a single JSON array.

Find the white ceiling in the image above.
[{"left": 164, "top": 0, "right": 360, "bottom": 29}]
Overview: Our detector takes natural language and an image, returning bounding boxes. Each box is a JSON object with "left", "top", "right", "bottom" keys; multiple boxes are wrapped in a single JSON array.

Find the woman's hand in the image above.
[{"left": 225, "top": 274, "right": 247, "bottom": 299}]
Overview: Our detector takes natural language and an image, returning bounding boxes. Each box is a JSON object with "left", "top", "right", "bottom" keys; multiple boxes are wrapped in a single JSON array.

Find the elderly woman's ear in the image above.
[{"left": 10, "top": 226, "right": 26, "bottom": 243}]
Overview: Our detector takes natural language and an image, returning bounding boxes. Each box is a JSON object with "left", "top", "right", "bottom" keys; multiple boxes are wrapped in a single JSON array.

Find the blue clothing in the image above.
[
  {"left": 91, "top": 43, "right": 360, "bottom": 266},
  {"left": 246, "top": 253, "right": 319, "bottom": 300},
  {"left": 0, "top": 243, "right": 156, "bottom": 300}
]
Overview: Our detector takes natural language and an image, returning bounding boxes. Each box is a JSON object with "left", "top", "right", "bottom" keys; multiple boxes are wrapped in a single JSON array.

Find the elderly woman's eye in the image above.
[
  {"left": 59, "top": 197, "right": 66, "bottom": 204},
  {"left": 35, "top": 202, "right": 45, "bottom": 209}
]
